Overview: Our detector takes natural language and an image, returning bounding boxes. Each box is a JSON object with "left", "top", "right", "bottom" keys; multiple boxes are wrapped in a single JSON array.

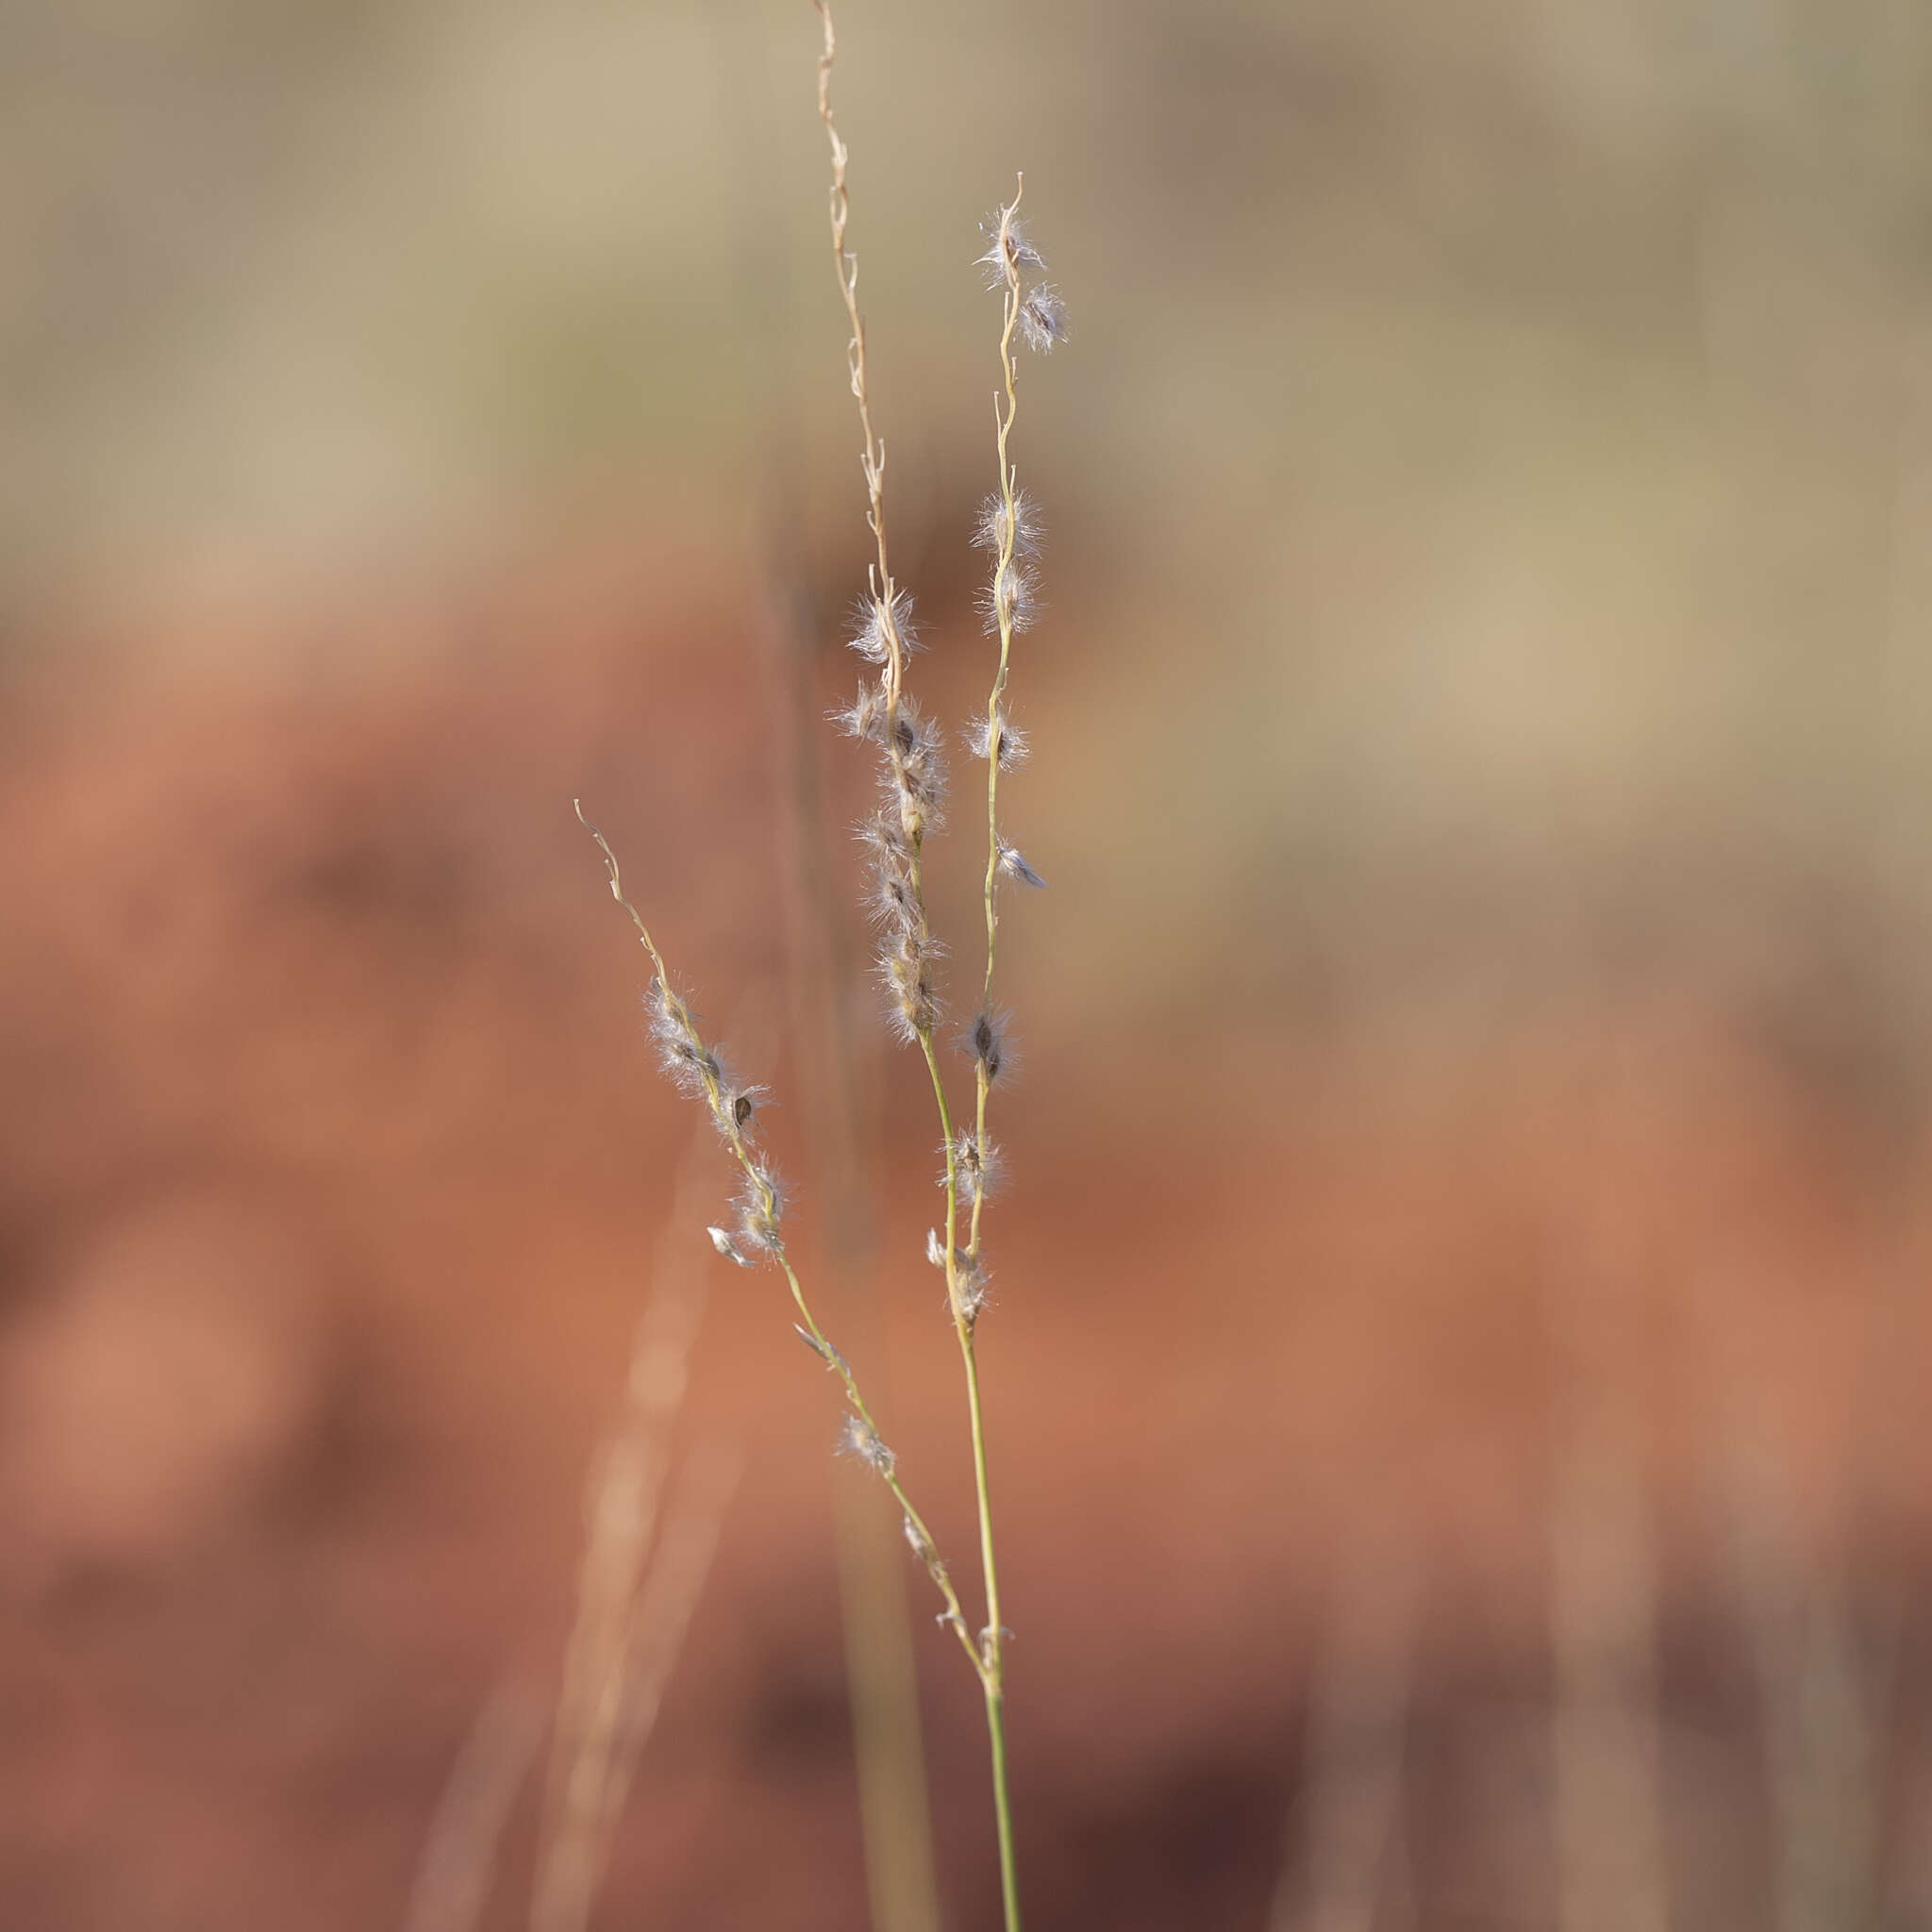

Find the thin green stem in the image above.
[
  {"left": 951, "top": 181, "right": 1034, "bottom": 1917},
  {"left": 984, "top": 1674, "right": 1020, "bottom": 1932},
  {"left": 930, "top": 1037, "right": 1021, "bottom": 1932},
  {"left": 949, "top": 175, "right": 1031, "bottom": 1932},
  {"left": 963, "top": 1327, "right": 1019, "bottom": 1929},
  {"left": 773, "top": 1250, "right": 980, "bottom": 1676}
]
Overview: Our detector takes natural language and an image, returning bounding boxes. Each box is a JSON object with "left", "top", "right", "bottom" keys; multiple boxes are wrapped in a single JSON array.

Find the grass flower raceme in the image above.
[{"left": 575, "top": 11, "right": 1068, "bottom": 1927}]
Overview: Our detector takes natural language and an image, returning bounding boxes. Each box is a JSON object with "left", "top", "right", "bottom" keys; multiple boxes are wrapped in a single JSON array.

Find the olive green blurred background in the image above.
[{"left": 17, "top": 0, "right": 1932, "bottom": 958}]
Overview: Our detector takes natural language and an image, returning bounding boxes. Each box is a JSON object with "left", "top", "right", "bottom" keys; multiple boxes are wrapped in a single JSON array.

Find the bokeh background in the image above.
[{"left": 8, "top": 1, "right": 1932, "bottom": 1926}]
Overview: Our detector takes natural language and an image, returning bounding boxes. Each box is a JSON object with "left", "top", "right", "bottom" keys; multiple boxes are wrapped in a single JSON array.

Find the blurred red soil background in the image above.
[
  {"left": 14, "top": 1, "right": 1932, "bottom": 1924},
  {"left": 6, "top": 529, "right": 1932, "bottom": 1931}
]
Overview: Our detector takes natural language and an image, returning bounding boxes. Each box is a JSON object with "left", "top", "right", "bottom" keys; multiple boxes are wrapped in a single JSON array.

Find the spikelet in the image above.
[
  {"left": 1018, "top": 284, "right": 1070, "bottom": 354},
  {"left": 840, "top": 1414, "right": 896, "bottom": 1477},
  {"left": 972, "top": 489, "right": 1042, "bottom": 560},
  {"left": 964, "top": 1008, "right": 1013, "bottom": 1087},
  {"left": 941, "top": 1130, "right": 1006, "bottom": 1207},
  {"left": 995, "top": 840, "right": 1046, "bottom": 890},
  {"left": 974, "top": 212, "right": 1046, "bottom": 288},
  {"left": 966, "top": 707, "right": 1030, "bottom": 772}
]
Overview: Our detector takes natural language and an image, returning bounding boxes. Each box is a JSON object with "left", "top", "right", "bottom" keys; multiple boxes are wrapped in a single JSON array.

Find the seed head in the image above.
[
  {"left": 974, "top": 209, "right": 1046, "bottom": 289},
  {"left": 966, "top": 707, "right": 1030, "bottom": 771},
  {"left": 832, "top": 681, "right": 886, "bottom": 742},
  {"left": 996, "top": 840, "right": 1047, "bottom": 890},
  {"left": 979, "top": 563, "right": 1040, "bottom": 637},
  {"left": 840, "top": 1413, "right": 896, "bottom": 1477},
  {"left": 887, "top": 700, "right": 948, "bottom": 816},
  {"left": 878, "top": 929, "right": 941, "bottom": 1043},
  {"left": 955, "top": 1257, "right": 991, "bottom": 1325},
  {"left": 848, "top": 588, "right": 922, "bottom": 664},
  {"left": 942, "top": 1130, "right": 1006, "bottom": 1205},
  {"left": 903, "top": 1512, "right": 937, "bottom": 1567},
  {"left": 872, "top": 701, "right": 946, "bottom": 841},
  {"left": 735, "top": 1167, "right": 787, "bottom": 1257},
  {"left": 965, "top": 1007, "right": 1013, "bottom": 1086},
  {"left": 880, "top": 915, "right": 943, "bottom": 973},
  {"left": 858, "top": 808, "right": 909, "bottom": 863},
  {"left": 714, "top": 1081, "right": 767, "bottom": 1141},
  {"left": 645, "top": 982, "right": 722, "bottom": 1097},
  {"left": 866, "top": 858, "right": 920, "bottom": 932},
  {"left": 708, "top": 1226, "right": 755, "bottom": 1269},
  {"left": 794, "top": 1324, "right": 850, "bottom": 1374},
  {"left": 972, "top": 489, "right": 1042, "bottom": 561},
  {"left": 924, "top": 1227, "right": 991, "bottom": 1324},
  {"left": 1019, "top": 285, "right": 1070, "bottom": 354}
]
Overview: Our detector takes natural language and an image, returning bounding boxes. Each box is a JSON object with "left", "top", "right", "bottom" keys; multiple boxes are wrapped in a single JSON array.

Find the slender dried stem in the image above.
[
  {"left": 533, "top": 1130, "right": 713, "bottom": 1932},
  {"left": 971, "top": 179, "right": 1026, "bottom": 1263},
  {"left": 594, "top": 1444, "right": 743, "bottom": 1860},
  {"left": 408, "top": 1683, "right": 545, "bottom": 1932},
  {"left": 812, "top": 3, "right": 942, "bottom": 996}
]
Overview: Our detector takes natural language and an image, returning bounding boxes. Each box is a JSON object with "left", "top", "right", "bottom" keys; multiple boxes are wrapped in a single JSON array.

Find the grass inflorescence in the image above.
[{"left": 575, "top": 9, "right": 1068, "bottom": 1927}]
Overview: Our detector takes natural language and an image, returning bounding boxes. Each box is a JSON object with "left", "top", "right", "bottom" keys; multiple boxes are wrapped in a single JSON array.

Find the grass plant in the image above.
[{"left": 571, "top": 8, "right": 1066, "bottom": 1925}]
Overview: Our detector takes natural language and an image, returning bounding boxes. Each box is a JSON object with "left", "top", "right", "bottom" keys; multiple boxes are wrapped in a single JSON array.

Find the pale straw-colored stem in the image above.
[
  {"left": 970, "top": 177, "right": 1026, "bottom": 1264},
  {"left": 408, "top": 1683, "right": 545, "bottom": 1932},
  {"left": 532, "top": 1129, "right": 717, "bottom": 1932}
]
